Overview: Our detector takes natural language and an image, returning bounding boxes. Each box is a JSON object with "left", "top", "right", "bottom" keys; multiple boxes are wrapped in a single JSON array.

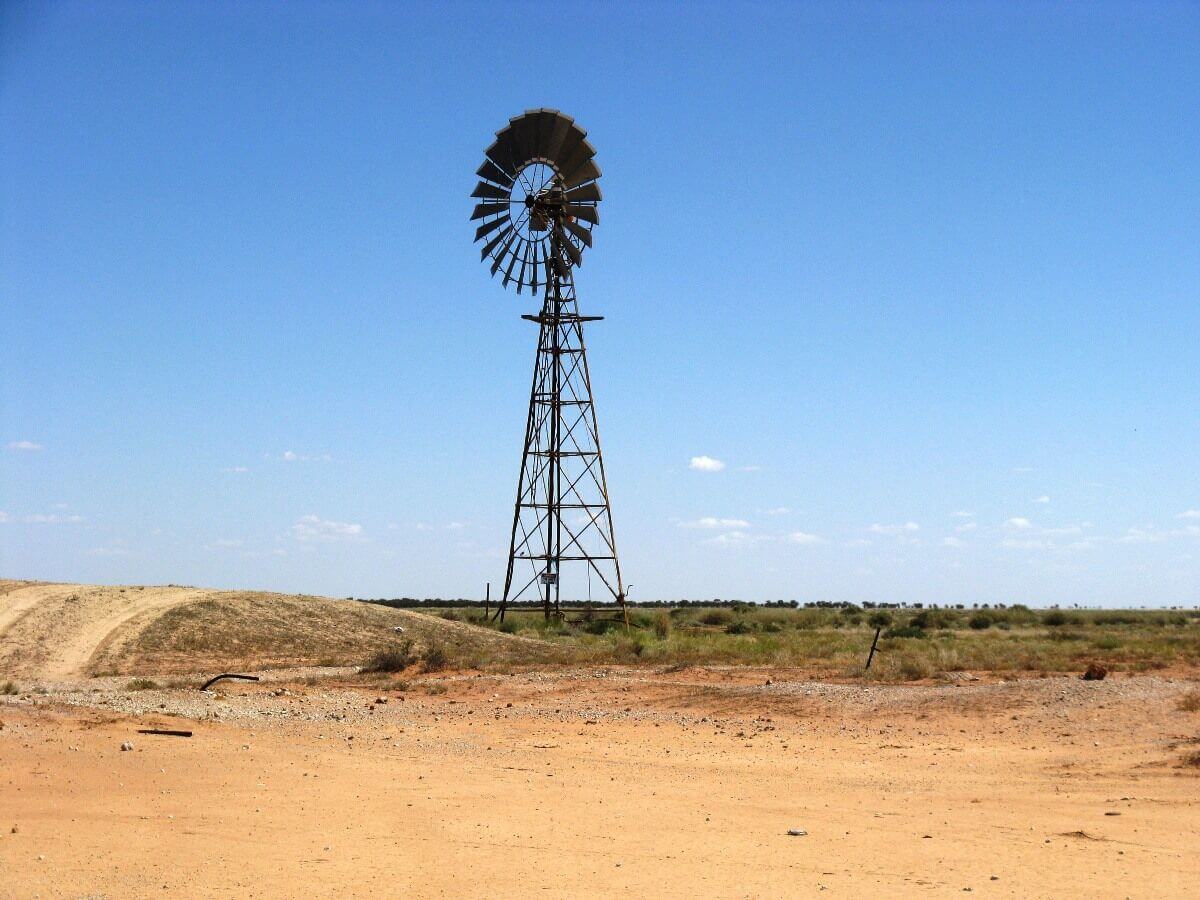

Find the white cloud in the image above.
[
  {"left": 445, "top": 521, "right": 467, "bottom": 531},
  {"left": 1012, "top": 466, "right": 1033, "bottom": 473},
  {"left": 682, "top": 517, "right": 750, "bottom": 530},
  {"left": 689, "top": 455, "right": 725, "bottom": 472},
  {"left": 955, "top": 521, "right": 978, "bottom": 533},
  {"left": 763, "top": 507, "right": 791, "bottom": 516},
  {"left": 86, "top": 545, "right": 129, "bottom": 557},
  {"left": 1178, "top": 510, "right": 1200, "bottom": 520},
  {"left": 843, "top": 538, "right": 872, "bottom": 547},
  {"left": 290, "top": 514, "right": 364, "bottom": 542},
  {"left": 24, "top": 513, "right": 84, "bottom": 524},
  {"left": 869, "top": 522, "right": 919, "bottom": 535},
  {"left": 7, "top": 440, "right": 43, "bottom": 451},
  {"left": 942, "top": 536, "right": 965, "bottom": 548},
  {"left": 787, "top": 531, "right": 822, "bottom": 545},
  {"left": 211, "top": 538, "right": 243, "bottom": 549},
  {"left": 222, "top": 466, "right": 249, "bottom": 474},
  {"left": 950, "top": 511, "right": 974, "bottom": 518},
  {"left": 0, "top": 511, "right": 11, "bottom": 523},
  {"left": 1005, "top": 517, "right": 1032, "bottom": 529},
  {"left": 1042, "top": 525, "right": 1083, "bottom": 536},
  {"left": 703, "top": 530, "right": 754, "bottom": 547},
  {"left": 281, "top": 451, "right": 331, "bottom": 463},
  {"left": 1033, "top": 495, "right": 1050, "bottom": 504},
  {"left": 1000, "top": 537, "right": 1049, "bottom": 550},
  {"left": 1119, "top": 526, "right": 1167, "bottom": 544}
]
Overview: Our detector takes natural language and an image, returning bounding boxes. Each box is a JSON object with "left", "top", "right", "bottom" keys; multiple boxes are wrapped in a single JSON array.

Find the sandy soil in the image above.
[{"left": 2, "top": 667, "right": 1198, "bottom": 898}]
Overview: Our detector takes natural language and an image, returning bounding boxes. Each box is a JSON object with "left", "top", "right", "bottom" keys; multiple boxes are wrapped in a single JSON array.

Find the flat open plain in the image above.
[{"left": 2, "top": 583, "right": 1198, "bottom": 898}]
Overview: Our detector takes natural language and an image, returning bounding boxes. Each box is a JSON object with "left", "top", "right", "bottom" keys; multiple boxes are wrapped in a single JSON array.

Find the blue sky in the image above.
[{"left": 2, "top": 1, "right": 1197, "bottom": 606}]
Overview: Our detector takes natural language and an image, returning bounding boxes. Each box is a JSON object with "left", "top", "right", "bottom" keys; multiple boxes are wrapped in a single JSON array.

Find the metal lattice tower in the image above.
[{"left": 469, "top": 109, "right": 626, "bottom": 620}]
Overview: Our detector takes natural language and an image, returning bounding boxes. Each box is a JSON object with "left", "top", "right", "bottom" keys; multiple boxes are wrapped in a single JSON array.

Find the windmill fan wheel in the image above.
[{"left": 470, "top": 108, "right": 602, "bottom": 294}]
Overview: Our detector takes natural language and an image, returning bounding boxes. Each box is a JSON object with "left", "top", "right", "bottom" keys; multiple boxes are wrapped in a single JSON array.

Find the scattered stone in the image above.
[
  {"left": 374, "top": 697, "right": 388, "bottom": 705},
  {"left": 787, "top": 828, "right": 807, "bottom": 836},
  {"left": 1082, "top": 663, "right": 1108, "bottom": 681},
  {"left": 120, "top": 741, "right": 134, "bottom": 751}
]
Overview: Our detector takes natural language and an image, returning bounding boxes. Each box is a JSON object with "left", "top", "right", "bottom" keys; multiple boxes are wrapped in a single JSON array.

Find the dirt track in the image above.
[{"left": 2, "top": 667, "right": 1198, "bottom": 898}]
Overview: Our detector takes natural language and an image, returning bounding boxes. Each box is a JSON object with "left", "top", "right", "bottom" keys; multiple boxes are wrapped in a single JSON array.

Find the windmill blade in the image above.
[
  {"left": 515, "top": 243, "right": 529, "bottom": 293},
  {"left": 541, "top": 112, "right": 575, "bottom": 164},
  {"left": 557, "top": 138, "right": 597, "bottom": 185},
  {"left": 562, "top": 158, "right": 601, "bottom": 190},
  {"left": 471, "top": 201, "right": 507, "bottom": 221},
  {"left": 551, "top": 123, "right": 588, "bottom": 171},
  {"left": 530, "top": 241, "right": 540, "bottom": 293},
  {"left": 485, "top": 137, "right": 517, "bottom": 176},
  {"left": 479, "top": 225, "right": 511, "bottom": 261},
  {"left": 502, "top": 243, "right": 522, "bottom": 287},
  {"left": 563, "top": 218, "right": 593, "bottom": 248},
  {"left": 507, "top": 112, "right": 538, "bottom": 166},
  {"left": 490, "top": 229, "right": 518, "bottom": 275},
  {"left": 471, "top": 180, "right": 509, "bottom": 201},
  {"left": 560, "top": 236, "right": 582, "bottom": 267},
  {"left": 476, "top": 159, "right": 513, "bottom": 188},
  {"left": 474, "top": 215, "right": 510, "bottom": 242},
  {"left": 564, "top": 182, "right": 602, "bottom": 203},
  {"left": 528, "top": 108, "right": 556, "bottom": 159},
  {"left": 563, "top": 203, "right": 599, "bottom": 225}
]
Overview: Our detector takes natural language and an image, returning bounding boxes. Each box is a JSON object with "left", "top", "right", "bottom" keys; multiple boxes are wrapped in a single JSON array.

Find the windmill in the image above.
[{"left": 470, "top": 109, "right": 626, "bottom": 622}]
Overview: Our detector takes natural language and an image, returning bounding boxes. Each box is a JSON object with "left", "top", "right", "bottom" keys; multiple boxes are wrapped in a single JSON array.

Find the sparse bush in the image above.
[
  {"left": 968, "top": 613, "right": 993, "bottom": 630},
  {"left": 422, "top": 641, "right": 449, "bottom": 672},
  {"left": 653, "top": 611, "right": 671, "bottom": 640},
  {"left": 885, "top": 625, "right": 927, "bottom": 640},
  {"left": 362, "top": 640, "right": 416, "bottom": 673},
  {"left": 1043, "top": 610, "right": 1080, "bottom": 627},
  {"left": 725, "top": 619, "right": 753, "bottom": 635},
  {"left": 125, "top": 678, "right": 160, "bottom": 691},
  {"left": 1178, "top": 690, "right": 1200, "bottom": 713},
  {"left": 699, "top": 609, "right": 734, "bottom": 627},
  {"left": 898, "top": 655, "right": 935, "bottom": 680},
  {"left": 497, "top": 618, "right": 519, "bottom": 634},
  {"left": 0, "top": 680, "right": 18, "bottom": 695},
  {"left": 868, "top": 611, "right": 893, "bottom": 628}
]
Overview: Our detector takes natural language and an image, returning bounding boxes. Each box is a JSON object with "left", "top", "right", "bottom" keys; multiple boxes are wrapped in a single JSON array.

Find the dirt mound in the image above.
[{"left": 0, "top": 581, "right": 552, "bottom": 678}]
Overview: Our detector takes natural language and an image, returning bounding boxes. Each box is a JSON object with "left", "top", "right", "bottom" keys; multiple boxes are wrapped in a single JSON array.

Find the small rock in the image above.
[
  {"left": 375, "top": 697, "right": 387, "bottom": 705},
  {"left": 787, "top": 829, "right": 807, "bottom": 836},
  {"left": 10, "top": 825, "right": 17, "bottom": 834},
  {"left": 120, "top": 741, "right": 134, "bottom": 751}
]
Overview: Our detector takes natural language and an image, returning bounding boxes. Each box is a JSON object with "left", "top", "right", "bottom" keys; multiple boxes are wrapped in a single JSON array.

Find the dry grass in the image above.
[
  {"left": 1178, "top": 690, "right": 1200, "bottom": 712},
  {"left": 88, "top": 591, "right": 557, "bottom": 676}
]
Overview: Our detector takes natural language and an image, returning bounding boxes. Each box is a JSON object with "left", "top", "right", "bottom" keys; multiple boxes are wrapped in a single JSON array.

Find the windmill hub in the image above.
[{"left": 470, "top": 108, "right": 626, "bottom": 623}]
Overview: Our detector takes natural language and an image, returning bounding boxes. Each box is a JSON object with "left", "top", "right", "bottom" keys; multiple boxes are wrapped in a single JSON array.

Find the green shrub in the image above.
[
  {"left": 653, "top": 611, "right": 671, "bottom": 640},
  {"left": 699, "top": 609, "right": 733, "bottom": 627},
  {"left": 422, "top": 641, "right": 449, "bottom": 672},
  {"left": 725, "top": 619, "right": 753, "bottom": 635},
  {"left": 968, "top": 613, "right": 993, "bottom": 630},
  {"left": 868, "top": 611, "right": 893, "bottom": 628},
  {"left": 885, "top": 625, "right": 927, "bottom": 640},
  {"left": 363, "top": 640, "right": 416, "bottom": 673}
]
